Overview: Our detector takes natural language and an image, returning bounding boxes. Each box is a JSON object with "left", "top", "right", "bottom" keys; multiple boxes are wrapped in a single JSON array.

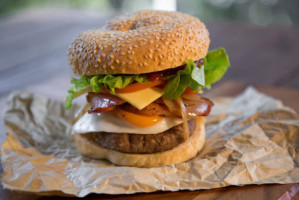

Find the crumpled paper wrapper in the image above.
[{"left": 1, "top": 87, "right": 299, "bottom": 197}]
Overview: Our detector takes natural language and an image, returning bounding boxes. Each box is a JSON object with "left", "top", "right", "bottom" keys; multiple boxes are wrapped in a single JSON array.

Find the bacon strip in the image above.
[
  {"left": 184, "top": 97, "right": 214, "bottom": 117},
  {"left": 87, "top": 92, "right": 125, "bottom": 113},
  {"left": 120, "top": 102, "right": 172, "bottom": 117},
  {"left": 85, "top": 92, "right": 213, "bottom": 117},
  {"left": 119, "top": 97, "right": 213, "bottom": 117}
]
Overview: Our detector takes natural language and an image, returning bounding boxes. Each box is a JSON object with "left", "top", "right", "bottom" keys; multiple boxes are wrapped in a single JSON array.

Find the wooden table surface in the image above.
[{"left": 1, "top": 7, "right": 299, "bottom": 200}]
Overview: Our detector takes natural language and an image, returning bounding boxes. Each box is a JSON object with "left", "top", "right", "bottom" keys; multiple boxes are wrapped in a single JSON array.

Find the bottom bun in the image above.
[{"left": 73, "top": 117, "right": 206, "bottom": 168}]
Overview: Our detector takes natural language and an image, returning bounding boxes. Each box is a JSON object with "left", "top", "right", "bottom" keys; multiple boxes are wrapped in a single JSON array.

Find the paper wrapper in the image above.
[{"left": 1, "top": 87, "right": 299, "bottom": 197}]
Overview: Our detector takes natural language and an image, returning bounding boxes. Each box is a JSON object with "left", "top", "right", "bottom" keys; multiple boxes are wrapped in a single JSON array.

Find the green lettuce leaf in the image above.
[
  {"left": 163, "top": 47, "right": 230, "bottom": 99},
  {"left": 65, "top": 75, "right": 92, "bottom": 109},
  {"left": 204, "top": 48, "right": 230, "bottom": 89},
  {"left": 65, "top": 74, "right": 148, "bottom": 109},
  {"left": 163, "top": 60, "right": 204, "bottom": 99},
  {"left": 90, "top": 75, "right": 103, "bottom": 92},
  {"left": 190, "top": 61, "right": 205, "bottom": 91}
]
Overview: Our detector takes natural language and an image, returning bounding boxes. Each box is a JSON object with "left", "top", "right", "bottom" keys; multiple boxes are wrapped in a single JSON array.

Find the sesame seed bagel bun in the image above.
[
  {"left": 73, "top": 117, "right": 205, "bottom": 168},
  {"left": 67, "top": 10, "right": 210, "bottom": 75}
]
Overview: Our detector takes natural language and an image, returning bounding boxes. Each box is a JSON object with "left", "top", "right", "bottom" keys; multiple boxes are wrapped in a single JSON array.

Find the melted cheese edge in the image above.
[{"left": 115, "top": 87, "right": 164, "bottom": 110}]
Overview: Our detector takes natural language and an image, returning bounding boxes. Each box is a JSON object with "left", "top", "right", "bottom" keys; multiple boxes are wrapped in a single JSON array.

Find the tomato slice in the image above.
[
  {"left": 115, "top": 80, "right": 164, "bottom": 93},
  {"left": 116, "top": 108, "right": 163, "bottom": 127},
  {"left": 148, "top": 72, "right": 164, "bottom": 82},
  {"left": 183, "top": 87, "right": 198, "bottom": 95}
]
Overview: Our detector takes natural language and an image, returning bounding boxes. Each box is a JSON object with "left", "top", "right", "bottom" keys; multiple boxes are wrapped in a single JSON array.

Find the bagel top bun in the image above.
[{"left": 67, "top": 10, "right": 210, "bottom": 75}]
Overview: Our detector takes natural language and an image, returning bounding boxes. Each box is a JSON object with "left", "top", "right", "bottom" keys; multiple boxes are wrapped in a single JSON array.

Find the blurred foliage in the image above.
[
  {"left": 0, "top": 0, "right": 298, "bottom": 27},
  {"left": 178, "top": 0, "right": 299, "bottom": 27}
]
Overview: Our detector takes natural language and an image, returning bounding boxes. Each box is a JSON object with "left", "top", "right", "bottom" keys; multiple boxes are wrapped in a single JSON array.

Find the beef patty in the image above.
[{"left": 82, "top": 119, "right": 196, "bottom": 154}]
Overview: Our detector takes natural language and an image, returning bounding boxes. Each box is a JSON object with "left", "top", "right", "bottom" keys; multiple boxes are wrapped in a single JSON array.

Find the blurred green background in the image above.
[{"left": 0, "top": 0, "right": 298, "bottom": 27}]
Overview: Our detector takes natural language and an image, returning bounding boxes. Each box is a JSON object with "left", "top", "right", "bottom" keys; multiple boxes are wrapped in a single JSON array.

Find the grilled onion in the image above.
[
  {"left": 175, "top": 96, "right": 189, "bottom": 140},
  {"left": 162, "top": 97, "right": 181, "bottom": 117}
]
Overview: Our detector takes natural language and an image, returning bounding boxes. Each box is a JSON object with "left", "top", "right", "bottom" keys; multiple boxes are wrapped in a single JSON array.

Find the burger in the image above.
[{"left": 65, "top": 10, "right": 230, "bottom": 167}]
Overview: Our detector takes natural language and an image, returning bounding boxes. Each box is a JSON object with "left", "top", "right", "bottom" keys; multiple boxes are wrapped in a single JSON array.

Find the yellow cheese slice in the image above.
[{"left": 115, "top": 87, "right": 164, "bottom": 110}]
